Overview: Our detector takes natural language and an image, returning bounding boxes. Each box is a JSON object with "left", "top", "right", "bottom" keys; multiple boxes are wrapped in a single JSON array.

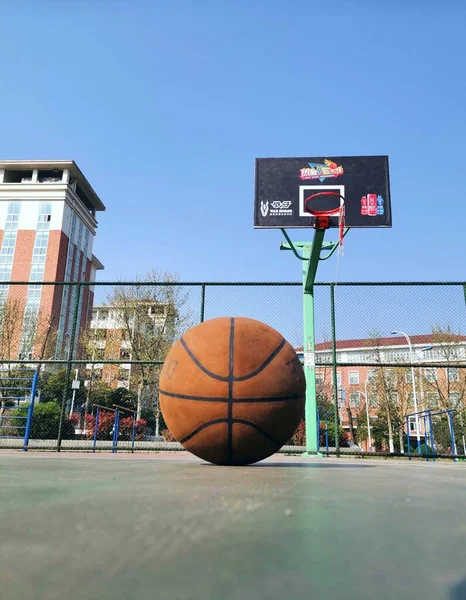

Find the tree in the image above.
[
  {"left": 420, "top": 326, "right": 466, "bottom": 412},
  {"left": 101, "top": 269, "right": 192, "bottom": 418},
  {"left": 87, "top": 386, "right": 137, "bottom": 413},
  {"left": 0, "top": 296, "right": 58, "bottom": 362},
  {"left": 140, "top": 406, "right": 167, "bottom": 436},
  {"left": 40, "top": 369, "right": 68, "bottom": 403},
  {"left": 365, "top": 332, "right": 397, "bottom": 453},
  {"left": 0, "top": 296, "right": 58, "bottom": 425}
]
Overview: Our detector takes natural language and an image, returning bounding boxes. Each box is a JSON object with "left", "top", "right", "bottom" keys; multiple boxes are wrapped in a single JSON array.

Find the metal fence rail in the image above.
[{"left": 1, "top": 280, "right": 465, "bottom": 458}]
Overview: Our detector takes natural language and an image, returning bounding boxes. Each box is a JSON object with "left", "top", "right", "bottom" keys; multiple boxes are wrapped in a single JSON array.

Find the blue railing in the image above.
[{"left": 0, "top": 367, "right": 39, "bottom": 450}]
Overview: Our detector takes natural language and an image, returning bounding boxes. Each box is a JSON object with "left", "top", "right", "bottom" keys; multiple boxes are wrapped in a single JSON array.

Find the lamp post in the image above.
[
  {"left": 69, "top": 368, "right": 80, "bottom": 417},
  {"left": 391, "top": 330, "right": 422, "bottom": 454},
  {"left": 364, "top": 368, "right": 379, "bottom": 452}
]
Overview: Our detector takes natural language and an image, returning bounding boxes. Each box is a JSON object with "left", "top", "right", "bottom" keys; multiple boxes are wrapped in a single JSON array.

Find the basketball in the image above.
[{"left": 159, "top": 317, "right": 305, "bottom": 465}]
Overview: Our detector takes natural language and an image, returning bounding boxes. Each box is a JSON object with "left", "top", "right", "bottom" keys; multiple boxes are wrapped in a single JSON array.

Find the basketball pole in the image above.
[{"left": 280, "top": 228, "right": 346, "bottom": 456}]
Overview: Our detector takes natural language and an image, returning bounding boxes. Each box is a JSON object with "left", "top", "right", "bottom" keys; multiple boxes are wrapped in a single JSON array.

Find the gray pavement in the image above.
[{"left": 1, "top": 452, "right": 465, "bottom": 600}]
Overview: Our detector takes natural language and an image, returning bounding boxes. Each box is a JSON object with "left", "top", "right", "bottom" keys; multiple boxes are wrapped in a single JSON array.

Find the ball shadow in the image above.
[{"left": 201, "top": 461, "right": 375, "bottom": 468}]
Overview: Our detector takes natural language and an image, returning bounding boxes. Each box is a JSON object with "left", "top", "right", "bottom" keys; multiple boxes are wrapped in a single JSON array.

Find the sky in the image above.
[{"left": 1, "top": 0, "right": 465, "bottom": 285}]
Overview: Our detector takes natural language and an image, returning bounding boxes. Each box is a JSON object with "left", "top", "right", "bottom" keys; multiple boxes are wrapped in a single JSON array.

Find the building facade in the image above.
[
  {"left": 87, "top": 301, "right": 176, "bottom": 402},
  {"left": 0, "top": 160, "right": 105, "bottom": 360},
  {"left": 298, "top": 333, "right": 466, "bottom": 450}
]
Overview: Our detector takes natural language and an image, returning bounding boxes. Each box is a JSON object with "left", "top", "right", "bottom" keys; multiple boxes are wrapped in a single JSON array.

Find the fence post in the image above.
[
  {"left": 57, "top": 283, "right": 82, "bottom": 451},
  {"left": 23, "top": 367, "right": 40, "bottom": 452},
  {"left": 325, "top": 417, "right": 329, "bottom": 456},
  {"left": 428, "top": 411, "right": 435, "bottom": 461},
  {"left": 93, "top": 408, "right": 100, "bottom": 453},
  {"left": 316, "top": 406, "right": 320, "bottom": 451},
  {"left": 131, "top": 414, "right": 137, "bottom": 453},
  {"left": 112, "top": 410, "right": 120, "bottom": 453},
  {"left": 406, "top": 416, "right": 411, "bottom": 459},
  {"left": 447, "top": 411, "right": 457, "bottom": 461},
  {"left": 200, "top": 284, "right": 206, "bottom": 323},
  {"left": 423, "top": 415, "right": 429, "bottom": 461},
  {"left": 330, "top": 284, "right": 340, "bottom": 456}
]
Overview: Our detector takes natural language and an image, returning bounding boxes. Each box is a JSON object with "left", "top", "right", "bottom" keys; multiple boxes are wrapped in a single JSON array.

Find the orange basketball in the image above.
[{"left": 159, "top": 317, "right": 305, "bottom": 465}]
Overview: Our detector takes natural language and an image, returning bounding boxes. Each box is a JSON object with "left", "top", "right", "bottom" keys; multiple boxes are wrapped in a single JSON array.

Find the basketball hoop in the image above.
[{"left": 304, "top": 191, "right": 345, "bottom": 249}]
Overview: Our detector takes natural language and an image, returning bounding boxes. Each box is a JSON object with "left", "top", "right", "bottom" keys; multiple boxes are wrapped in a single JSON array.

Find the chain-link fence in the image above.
[{"left": 1, "top": 280, "right": 465, "bottom": 458}]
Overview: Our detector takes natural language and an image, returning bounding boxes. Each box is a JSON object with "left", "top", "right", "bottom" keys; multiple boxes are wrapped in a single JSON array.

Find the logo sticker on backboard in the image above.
[
  {"left": 299, "top": 159, "right": 344, "bottom": 182},
  {"left": 270, "top": 200, "right": 292, "bottom": 217},
  {"left": 260, "top": 201, "right": 269, "bottom": 217}
]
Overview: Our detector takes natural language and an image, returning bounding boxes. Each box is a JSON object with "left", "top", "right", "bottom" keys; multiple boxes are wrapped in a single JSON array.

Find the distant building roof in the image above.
[
  {"left": 296, "top": 334, "right": 466, "bottom": 353},
  {"left": 0, "top": 159, "right": 105, "bottom": 212}
]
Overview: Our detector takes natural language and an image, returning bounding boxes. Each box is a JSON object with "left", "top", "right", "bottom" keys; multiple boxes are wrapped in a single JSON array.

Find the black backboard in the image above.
[{"left": 254, "top": 155, "right": 391, "bottom": 228}]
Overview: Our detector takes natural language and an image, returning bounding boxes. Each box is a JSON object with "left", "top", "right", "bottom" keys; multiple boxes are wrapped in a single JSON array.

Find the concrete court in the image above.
[{"left": 0, "top": 452, "right": 465, "bottom": 600}]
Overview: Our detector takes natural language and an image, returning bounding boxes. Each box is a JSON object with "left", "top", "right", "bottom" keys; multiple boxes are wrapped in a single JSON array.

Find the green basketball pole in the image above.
[{"left": 280, "top": 227, "right": 347, "bottom": 455}]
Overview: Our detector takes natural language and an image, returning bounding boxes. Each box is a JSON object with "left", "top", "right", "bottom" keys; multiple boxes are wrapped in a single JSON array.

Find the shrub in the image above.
[
  {"left": 288, "top": 418, "right": 349, "bottom": 447},
  {"left": 9, "top": 403, "right": 75, "bottom": 440},
  {"left": 85, "top": 411, "right": 146, "bottom": 441}
]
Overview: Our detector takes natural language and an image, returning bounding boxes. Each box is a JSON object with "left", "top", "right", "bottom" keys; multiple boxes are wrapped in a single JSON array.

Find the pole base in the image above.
[{"left": 301, "top": 451, "right": 324, "bottom": 458}]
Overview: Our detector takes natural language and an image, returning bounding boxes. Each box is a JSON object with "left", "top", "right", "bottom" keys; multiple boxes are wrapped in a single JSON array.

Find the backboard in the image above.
[{"left": 254, "top": 155, "right": 391, "bottom": 228}]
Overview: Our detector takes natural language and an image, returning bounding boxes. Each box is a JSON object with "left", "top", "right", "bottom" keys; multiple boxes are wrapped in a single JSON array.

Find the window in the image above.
[
  {"left": 336, "top": 371, "right": 342, "bottom": 387},
  {"left": 449, "top": 392, "right": 461, "bottom": 407},
  {"left": 384, "top": 370, "right": 397, "bottom": 385},
  {"left": 77, "top": 220, "right": 83, "bottom": 251},
  {"left": 447, "top": 367, "right": 459, "bottom": 382},
  {"left": 389, "top": 392, "right": 398, "bottom": 403},
  {"left": 315, "top": 372, "right": 324, "bottom": 384},
  {"left": 0, "top": 202, "right": 21, "bottom": 286},
  {"left": 405, "top": 370, "right": 413, "bottom": 384},
  {"left": 93, "top": 348, "right": 105, "bottom": 360},
  {"left": 148, "top": 304, "right": 165, "bottom": 316},
  {"left": 424, "top": 368, "right": 437, "bottom": 383},
  {"left": 369, "top": 393, "right": 379, "bottom": 407},
  {"left": 18, "top": 201, "right": 52, "bottom": 357},
  {"left": 350, "top": 392, "right": 360, "bottom": 408},
  {"left": 425, "top": 392, "right": 439, "bottom": 408},
  {"left": 367, "top": 370, "right": 378, "bottom": 383},
  {"left": 38, "top": 169, "right": 63, "bottom": 182},
  {"left": 407, "top": 392, "right": 415, "bottom": 408},
  {"left": 339, "top": 388, "right": 346, "bottom": 407},
  {"left": 3, "top": 170, "right": 33, "bottom": 183},
  {"left": 91, "top": 369, "right": 103, "bottom": 381},
  {"left": 118, "top": 368, "right": 129, "bottom": 381},
  {"left": 349, "top": 371, "right": 359, "bottom": 385}
]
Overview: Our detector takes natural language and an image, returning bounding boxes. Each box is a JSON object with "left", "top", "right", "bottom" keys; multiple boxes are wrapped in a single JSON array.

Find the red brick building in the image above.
[
  {"left": 298, "top": 334, "right": 466, "bottom": 450},
  {"left": 0, "top": 160, "right": 105, "bottom": 360}
]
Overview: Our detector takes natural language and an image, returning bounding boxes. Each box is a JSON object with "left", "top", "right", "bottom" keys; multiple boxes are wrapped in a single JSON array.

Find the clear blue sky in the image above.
[{"left": 1, "top": 0, "right": 465, "bottom": 284}]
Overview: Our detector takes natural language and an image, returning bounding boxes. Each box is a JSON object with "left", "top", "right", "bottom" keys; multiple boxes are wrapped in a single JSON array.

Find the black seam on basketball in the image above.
[
  {"left": 232, "top": 419, "right": 281, "bottom": 446},
  {"left": 159, "top": 389, "right": 303, "bottom": 403},
  {"left": 228, "top": 317, "right": 235, "bottom": 465},
  {"left": 233, "top": 338, "right": 287, "bottom": 381},
  {"left": 159, "top": 389, "right": 229, "bottom": 402},
  {"left": 179, "top": 418, "right": 228, "bottom": 444},
  {"left": 180, "top": 337, "right": 228, "bottom": 381},
  {"left": 234, "top": 394, "right": 303, "bottom": 403}
]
